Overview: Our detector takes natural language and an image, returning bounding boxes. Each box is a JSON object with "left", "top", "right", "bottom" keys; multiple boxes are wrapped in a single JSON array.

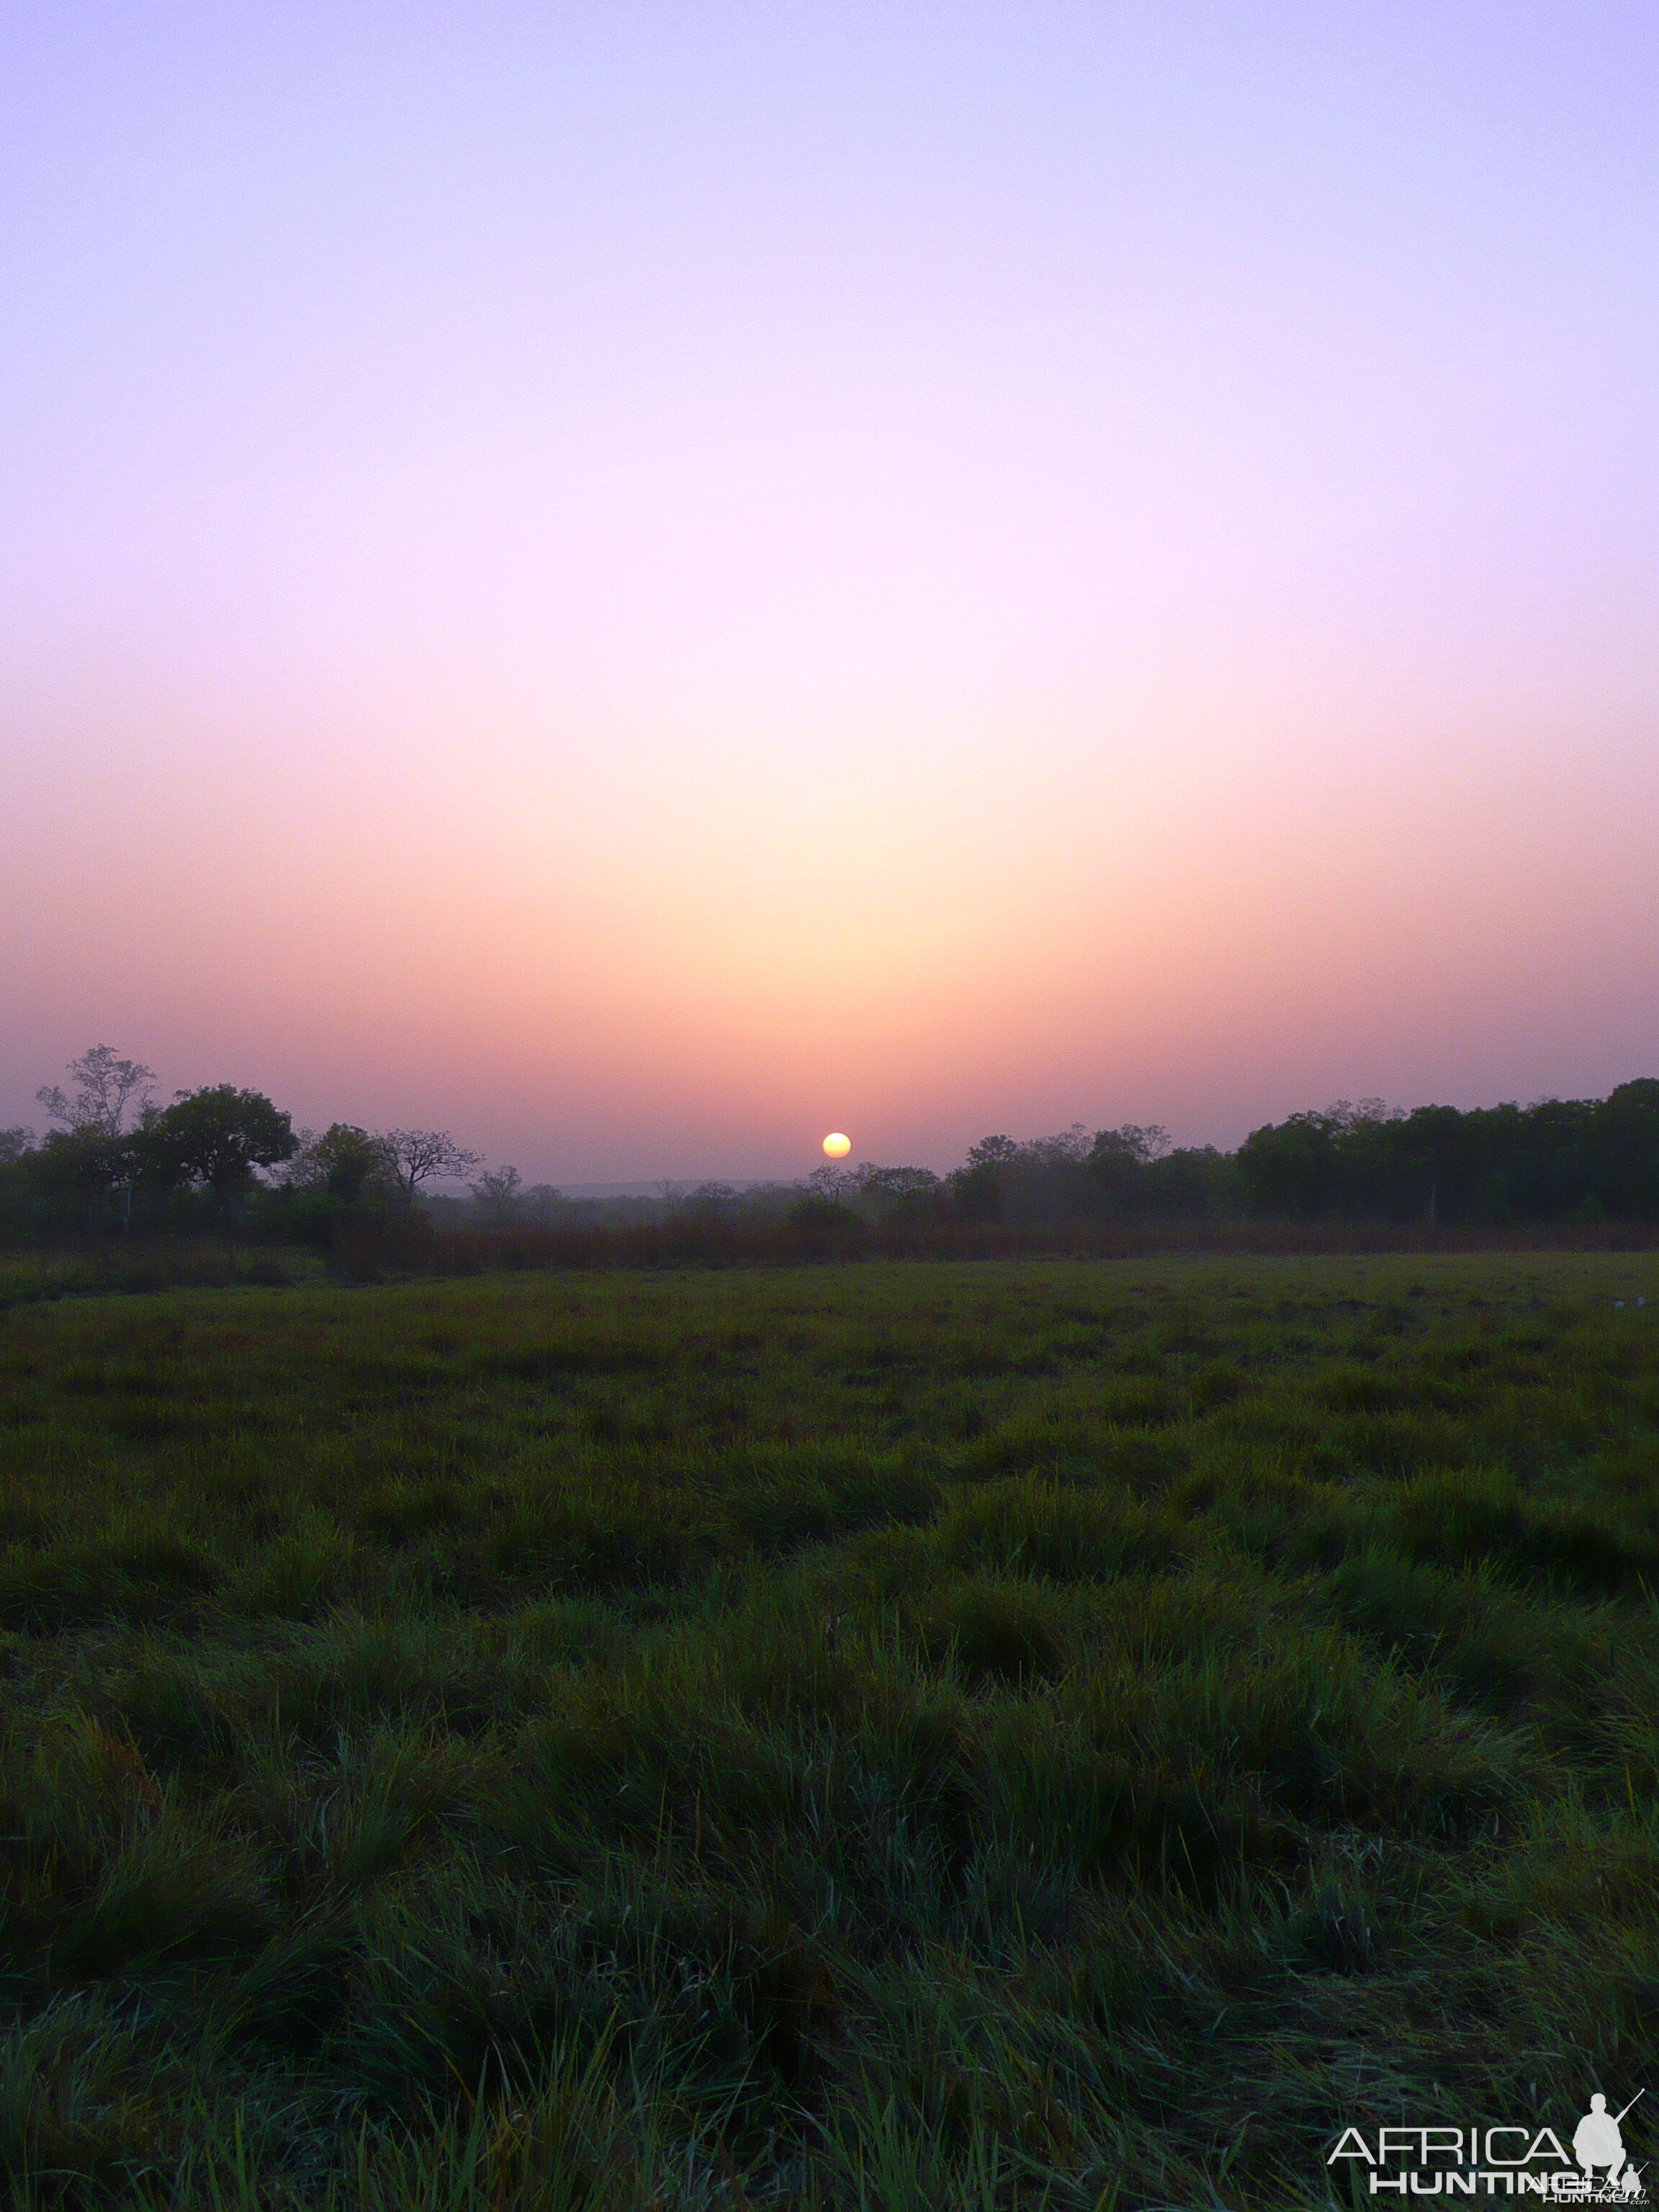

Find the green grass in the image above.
[{"left": 0, "top": 1254, "right": 1655, "bottom": 2206}]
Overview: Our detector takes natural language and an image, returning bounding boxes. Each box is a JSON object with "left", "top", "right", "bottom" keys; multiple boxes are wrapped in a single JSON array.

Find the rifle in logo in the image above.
[{"left": 1575, "top": 2093, "right": 1645, "bottom": 2195}]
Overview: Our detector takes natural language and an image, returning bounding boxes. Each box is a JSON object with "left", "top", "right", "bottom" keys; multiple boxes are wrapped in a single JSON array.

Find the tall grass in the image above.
[{"left": 0, "top": 1254, "right": 1654, "bottom": 2203}]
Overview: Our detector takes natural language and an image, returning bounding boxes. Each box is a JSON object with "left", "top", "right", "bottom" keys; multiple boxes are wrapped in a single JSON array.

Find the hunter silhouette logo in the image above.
[
  {"left": 1575, "top": 2095, "right": 1643, "bottom": 2198},
  {"left": 1327, "top": 2090, "right": 1646, "bottom": 2199}
]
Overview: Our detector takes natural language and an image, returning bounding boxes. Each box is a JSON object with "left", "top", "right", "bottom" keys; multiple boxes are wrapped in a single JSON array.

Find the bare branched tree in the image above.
[
  {"left": 806, "top": 1164, "right": 857, "bottom": 1201},
  {"left": 378, "top": 1128, "right": 482, "bottom": 1199},
  {"left": 37, "top": 1046, "right": 156, "bottom": 1137},
  {"left": 853, "top": 1165, "right": 941, "bottom": 1208},
  {"left": 469, "top": 1164, "right": 523, "bottom": 1223}
]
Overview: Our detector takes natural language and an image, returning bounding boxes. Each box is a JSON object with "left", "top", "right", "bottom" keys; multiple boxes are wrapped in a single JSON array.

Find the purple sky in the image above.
[{"left": 3, "top": 4, "right": 1656, "bottom": 1179}]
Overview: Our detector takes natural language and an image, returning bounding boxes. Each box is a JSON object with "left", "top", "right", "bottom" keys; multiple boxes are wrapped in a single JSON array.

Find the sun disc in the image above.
[{"left": 822, "top": 1132, "right": 851, "bottom": 1159}]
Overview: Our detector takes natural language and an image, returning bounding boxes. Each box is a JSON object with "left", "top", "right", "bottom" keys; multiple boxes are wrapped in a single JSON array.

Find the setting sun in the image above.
[{"left": 822, "top": 1133, "right": 852, "bottom": 1159}]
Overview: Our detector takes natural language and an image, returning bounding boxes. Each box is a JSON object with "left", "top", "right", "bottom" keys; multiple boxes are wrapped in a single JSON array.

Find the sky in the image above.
[{"left": 2, "top": 3, "right": 1656, "bottom": 1182}]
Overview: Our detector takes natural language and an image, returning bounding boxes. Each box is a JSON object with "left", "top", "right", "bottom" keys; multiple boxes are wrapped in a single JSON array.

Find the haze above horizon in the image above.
[{"left": 4, "top": 4, "right": 1655, "bottom": 1184}]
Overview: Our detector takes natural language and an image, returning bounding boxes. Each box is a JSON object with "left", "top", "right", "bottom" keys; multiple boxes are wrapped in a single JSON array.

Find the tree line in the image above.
[
  {"left": 4, "top": 1046, "right": 1658, "bottom": 1251},
  {"left": 0, "top": 1046, "right": 481, "bottom": 1240},
  {"left": 791, "top": 1081, "right": 1659, "bottom": 1231}
]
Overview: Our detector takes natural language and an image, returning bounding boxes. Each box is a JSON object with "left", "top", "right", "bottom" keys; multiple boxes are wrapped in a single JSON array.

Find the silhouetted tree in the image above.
[
  {"left": 292, "top": 1123, "right": 393, "bottom": 1204},
  {"left": 853, "top": 1165, "right": 943, "bottom": 1220},
  {"left": 950, "top": 1136, "right": 1018, "bottom": 1219},
  {"left": 31, "top": 1046, "right": 156, "bottom": 1219},
  {"left": 35, "top": 1125, "right": 132, "bottom": 1197},
  {"left": 1232, "top": 1087, "right": 1659, "bottom": 1225},
  {"left": 1142, "top": 1144, "right": 1235, "bottom": 1218},
  {"left": 37, "top": 1046, "right": 155, "bottom": 1136},
  {"left": 806, "top": 1164, "right": 858, "bottom": 1202},
  {"left": 1587, "top": 1079, "right": 1659, "bottom": 1215},
  {"left": 469, "top": 1164, "right": 524, "bottom": 1223},
  {"left": 379, "top": 1128, "right": 482, "bottom": 1202},
  {"left": 140, "top": 1087, "right": 297, "bottom": 1213}
]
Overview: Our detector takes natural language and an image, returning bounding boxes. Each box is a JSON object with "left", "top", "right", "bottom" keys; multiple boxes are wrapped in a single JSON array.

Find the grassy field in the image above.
[{"left": 0, "top": 1254, "right": 1656, "bottom": 2207}]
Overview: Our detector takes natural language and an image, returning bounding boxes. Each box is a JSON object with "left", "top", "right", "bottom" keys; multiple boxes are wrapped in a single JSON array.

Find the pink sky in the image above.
[{"left": 3, "top": 4, "right": 1656, "bottom": 1181}]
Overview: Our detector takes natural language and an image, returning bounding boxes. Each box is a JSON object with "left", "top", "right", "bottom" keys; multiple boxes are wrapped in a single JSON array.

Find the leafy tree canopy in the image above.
[
  {"left": 291, "top": 1123, "right": 394, "bottom": 1205},
  {"left": 141, "top": 1086, "right": 297, "bottom": 1200}
]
